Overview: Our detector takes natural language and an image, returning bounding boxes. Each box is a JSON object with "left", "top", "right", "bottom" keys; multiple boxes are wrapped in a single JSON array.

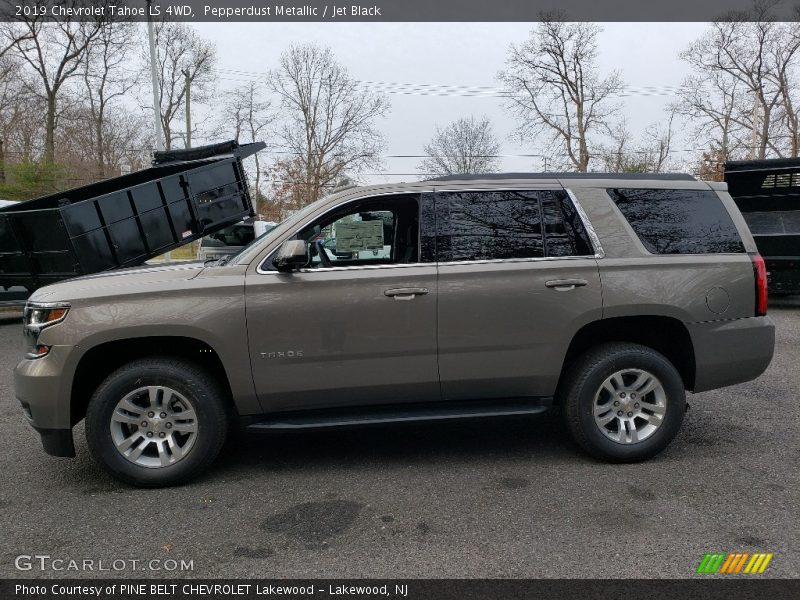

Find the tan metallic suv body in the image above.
[{"left": 14, "top": 174, "right": 775, "bottom": 485}]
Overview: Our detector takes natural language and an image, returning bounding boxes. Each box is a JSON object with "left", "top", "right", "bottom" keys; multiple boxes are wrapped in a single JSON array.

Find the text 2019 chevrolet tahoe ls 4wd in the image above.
[{"left": 14, "top": 174, "right": 775, "bottom": 486}]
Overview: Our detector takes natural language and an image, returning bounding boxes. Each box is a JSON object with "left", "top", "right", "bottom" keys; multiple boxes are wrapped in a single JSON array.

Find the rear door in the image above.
[{"left": 434, "top": 187, "right": 603, "bottom": 400}]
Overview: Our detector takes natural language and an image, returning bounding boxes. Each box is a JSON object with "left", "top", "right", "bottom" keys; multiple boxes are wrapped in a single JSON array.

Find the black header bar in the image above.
[
  {"left": 1, "top": 0, "right": 799, "bottom": 23},
  {"left": 2, "top": 579, "right": 800, "bottom": 600}
]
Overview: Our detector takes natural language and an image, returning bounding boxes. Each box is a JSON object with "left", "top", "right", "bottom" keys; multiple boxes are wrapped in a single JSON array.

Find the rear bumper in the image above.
[{"left": 688, "top": 316, "right": 775, "bottom": 392}]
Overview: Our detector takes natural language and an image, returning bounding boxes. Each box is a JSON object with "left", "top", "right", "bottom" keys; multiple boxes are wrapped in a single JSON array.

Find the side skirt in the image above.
[{"left": 242, "top": 397, "right": 552, "bottom": 432}]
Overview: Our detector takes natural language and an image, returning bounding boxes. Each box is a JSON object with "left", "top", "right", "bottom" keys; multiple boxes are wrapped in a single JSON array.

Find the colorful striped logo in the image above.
[{"left": 696, "top": 552, "right": 774, "bottom": 574}]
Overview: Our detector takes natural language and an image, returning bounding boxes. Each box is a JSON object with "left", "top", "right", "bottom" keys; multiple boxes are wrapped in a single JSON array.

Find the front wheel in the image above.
[
  {"left": 561, "top": 343, "right": 685, "bottom": 462},
  {"left": 85, "top": 358, "right": 228, "bottom": 487}
]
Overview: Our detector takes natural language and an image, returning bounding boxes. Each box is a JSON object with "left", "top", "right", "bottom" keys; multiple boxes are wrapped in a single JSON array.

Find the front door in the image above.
[{"left": 245, "top": 193, "right": 440, "bottom": 413}]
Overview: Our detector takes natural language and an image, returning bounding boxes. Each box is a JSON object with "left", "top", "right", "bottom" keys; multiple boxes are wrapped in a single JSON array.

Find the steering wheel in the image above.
[{"left": 314, "top": 240, "right": 333, "bottom": 268}]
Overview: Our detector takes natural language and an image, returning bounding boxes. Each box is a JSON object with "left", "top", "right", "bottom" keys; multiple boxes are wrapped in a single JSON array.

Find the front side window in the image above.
[
  {"left": 286, "top": 194, "right": 421, "bottom": 269},
  {"left": 607, "top": 188, "right": 745, "bottom": 255},
  {"left": 435, "top": 189, "right": 593, "bottom": 262}
]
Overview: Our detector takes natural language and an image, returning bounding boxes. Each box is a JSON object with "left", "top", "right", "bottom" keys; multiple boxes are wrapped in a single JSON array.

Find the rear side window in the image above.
[
  {"left": 435, "top": 190, "right": 593, "bottom": 261},
  {"left": 542, "top": 192, "right": 594, "bottom": 257},
  {"left": 607, "top": 189, "right": 745, "bottom": 254},
  {"left": 437, "top": 190, "right": 543, "bottom": 261}
]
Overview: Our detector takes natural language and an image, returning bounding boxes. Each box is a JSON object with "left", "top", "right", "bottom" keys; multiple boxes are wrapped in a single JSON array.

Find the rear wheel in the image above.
[
  {"left": 561, "top": 343, "right": 685, "bottom": 462},
  {"left": 85, "top": 358, "right": 228, "bottom": 487}
]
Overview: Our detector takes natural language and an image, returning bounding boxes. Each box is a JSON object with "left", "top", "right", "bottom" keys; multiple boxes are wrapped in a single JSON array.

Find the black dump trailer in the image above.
[
  {"left": 725, "top": 158, "right": 800, "bottom": 294},
  {"left": 0, "top": 140, "right": 263, "bottom": 297}
]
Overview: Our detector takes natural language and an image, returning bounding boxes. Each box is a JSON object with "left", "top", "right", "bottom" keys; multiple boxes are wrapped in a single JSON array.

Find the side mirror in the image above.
[{"left": 273, "top": 240, "right": 309, "bottom": 272}]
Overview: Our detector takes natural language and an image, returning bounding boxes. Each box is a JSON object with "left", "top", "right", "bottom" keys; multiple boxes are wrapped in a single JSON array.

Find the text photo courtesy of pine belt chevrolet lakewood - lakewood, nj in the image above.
[{"left": 0, "top": 1, "right": 798, "bottom": 598}]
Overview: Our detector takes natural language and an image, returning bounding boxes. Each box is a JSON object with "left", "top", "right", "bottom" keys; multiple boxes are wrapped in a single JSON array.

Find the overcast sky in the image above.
[{"left": 192, "top": 23, "right": 710, "bottom": 183}]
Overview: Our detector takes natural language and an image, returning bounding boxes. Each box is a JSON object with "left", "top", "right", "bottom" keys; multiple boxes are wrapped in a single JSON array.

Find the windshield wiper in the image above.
[{"left": 204, "top": 256, "right": 232, "bottom": 266}]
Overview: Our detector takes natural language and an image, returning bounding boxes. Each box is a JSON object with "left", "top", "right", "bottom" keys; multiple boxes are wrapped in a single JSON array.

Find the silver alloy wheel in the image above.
[
  {"left": 110, "top": 386, "right": 198, "bottom": 468},
  {"left": 593, "top": 368, "right": 667, "bottom": 444}
]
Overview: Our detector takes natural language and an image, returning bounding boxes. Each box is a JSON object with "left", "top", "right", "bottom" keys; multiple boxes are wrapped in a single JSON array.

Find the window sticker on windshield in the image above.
[{"left": 335, "top": 221, "right": 384, "bottom": 252}]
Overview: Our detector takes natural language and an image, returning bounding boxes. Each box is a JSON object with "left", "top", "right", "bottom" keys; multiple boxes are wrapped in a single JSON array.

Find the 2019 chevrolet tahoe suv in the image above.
[{"left": 14, "top": 174, "right": 775, "bottom": 486}]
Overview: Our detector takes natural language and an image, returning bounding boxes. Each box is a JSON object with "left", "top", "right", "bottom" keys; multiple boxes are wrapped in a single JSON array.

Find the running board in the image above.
[{"left": 244, "top": 398, "right": 552, "bottom": 431}]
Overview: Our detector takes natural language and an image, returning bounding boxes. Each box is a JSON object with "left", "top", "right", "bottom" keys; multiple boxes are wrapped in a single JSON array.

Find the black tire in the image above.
[
  {"left": 85, "top": 358, "right": 228, "bottom": 487},
  {"left": 561, "top": 342, "right": 685, "bottom": 462}
]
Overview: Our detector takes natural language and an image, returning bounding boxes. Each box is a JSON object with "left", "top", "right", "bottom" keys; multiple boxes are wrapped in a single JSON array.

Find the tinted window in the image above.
[
  {"left": 435, "top": 190, "right": 592, "bottom": 261},
  {"left": 542, "top": 193, "right": 594, "bottom": 257},
  {"left": 607, "top": 189, "right": 745, "bottom": 254},
  {"left": 436, "top": 190, "right": 543, "bottom": 261}
]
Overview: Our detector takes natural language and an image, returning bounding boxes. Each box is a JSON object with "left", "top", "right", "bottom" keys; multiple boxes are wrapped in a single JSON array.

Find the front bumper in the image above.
[
  {"left": 32, "top": 426, "right": 75, "bottom": 457},
  {"left": 688, "top": 316, "right": 775, "bottom": 392},
  {"left": 14, "top": 345, "right": 77, "bottom": 457}
]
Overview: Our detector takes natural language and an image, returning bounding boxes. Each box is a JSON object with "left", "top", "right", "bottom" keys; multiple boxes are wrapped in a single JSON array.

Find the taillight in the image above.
[{"left": 751, "top": 254, "right": 768, "bottom": 317}]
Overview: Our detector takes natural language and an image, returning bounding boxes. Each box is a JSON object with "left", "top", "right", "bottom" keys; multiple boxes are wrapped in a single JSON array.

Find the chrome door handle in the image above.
[
  {"left": 545, "top": 279, "right": 588, "bottom": 291},
  {"left": 384, "top": 287, "right": 429, "bottom": 300}
]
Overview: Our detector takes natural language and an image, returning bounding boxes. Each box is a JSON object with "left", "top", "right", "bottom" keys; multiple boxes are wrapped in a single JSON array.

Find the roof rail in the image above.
[{"left": 425, "top": 172, "right": 696, "bottom": 182}]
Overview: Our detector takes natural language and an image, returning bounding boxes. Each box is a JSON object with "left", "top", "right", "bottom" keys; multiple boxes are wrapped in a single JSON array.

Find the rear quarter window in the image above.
[{"left": 606, "top": 188, "right": 745, "bottom": 254}]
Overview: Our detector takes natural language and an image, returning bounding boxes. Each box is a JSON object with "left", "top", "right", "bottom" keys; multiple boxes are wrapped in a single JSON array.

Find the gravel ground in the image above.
[{"left": 0, "top": 302, "right": 797, "bottom": 579}]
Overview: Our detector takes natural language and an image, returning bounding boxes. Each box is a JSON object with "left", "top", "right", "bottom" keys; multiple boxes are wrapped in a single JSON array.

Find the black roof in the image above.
[
  {"left": 426, "top": 172, "right": 696, "bottom": 182},
  {"left": 725, "top": 158, "right": 800, "bottom": 173}
]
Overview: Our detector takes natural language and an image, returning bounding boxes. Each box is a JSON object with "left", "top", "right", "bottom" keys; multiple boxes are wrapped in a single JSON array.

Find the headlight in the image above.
[{"left": 23, "top": 302, "right": 70, "bottom": 359}]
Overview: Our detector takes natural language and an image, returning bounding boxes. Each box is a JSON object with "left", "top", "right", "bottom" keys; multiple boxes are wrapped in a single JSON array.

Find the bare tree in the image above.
[
  {"left": 419, "top": 115, "right": 501, "bottom": 176},
  {"left": 82, "top": 20, "right": 139, "bottom": 177},
  {"left": 3, "top": 2, "right": 104, "bottom": 163},
  {"left": 499, "top": 17, "right": 623, "bottom": 172},
  {"left": 0, "top": 56, "right": 23, "bottom": 182},
  {"left": 4, "top": 90, "right": 45, "bottom": 165},
  {"left": 674, "top": 71, "right": 746, "bottom": 164},
  {"left": 678, "top": 0, "right": 800, "bottom": 159},
  {"left": 599, "top": 115, "right": 676, "bottom": 173},
  {"left": 776, "top": 14, "right": 800, "bottom": 156},
  {"left": 150, "top": 21, "right": 215, "bottom": 150},
  {"left": 265, "top": 156, "right": 313, "bottom": 220},
  {"left": 267, "top": 44, "right": 389, "bottom": 205},
  {"left": 696, "top": 148, "right": 729, "bottom": 182},
  {"left": 598, "top": 122, "right": 633, "bottom": 173},
  {"left": 224, "top": 82, "right": 273, "bottom": 209},
  {"left": 641, "top": 114, "right": 676, "bottom": 173},
  {"left": 58, "top": 100, "right": 147, "bottom": 180}
]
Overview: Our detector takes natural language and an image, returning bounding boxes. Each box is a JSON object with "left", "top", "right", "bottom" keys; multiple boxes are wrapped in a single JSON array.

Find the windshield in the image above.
[
  {"left": 217, "top": 223, "right": 277, "bottom": 264},
  {"left": 225, "top": 200, "right": 326, "bottom": 265},
  {"left": 203, "top": 223, "right": 257, "bottom": 247}
]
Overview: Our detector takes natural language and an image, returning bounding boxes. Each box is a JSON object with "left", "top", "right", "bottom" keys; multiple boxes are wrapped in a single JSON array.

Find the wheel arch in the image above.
[
  {"left": 70, "top": 336, "right": 236, "bottom": 427},
  {"left": 557, "top": 315, "right": 696, "bottom": 397}
]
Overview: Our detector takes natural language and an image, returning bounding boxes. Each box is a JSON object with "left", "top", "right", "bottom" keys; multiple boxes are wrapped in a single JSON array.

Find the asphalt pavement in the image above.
[{"left": 0, "top": 302, "right": 797, "bottom": 579}]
